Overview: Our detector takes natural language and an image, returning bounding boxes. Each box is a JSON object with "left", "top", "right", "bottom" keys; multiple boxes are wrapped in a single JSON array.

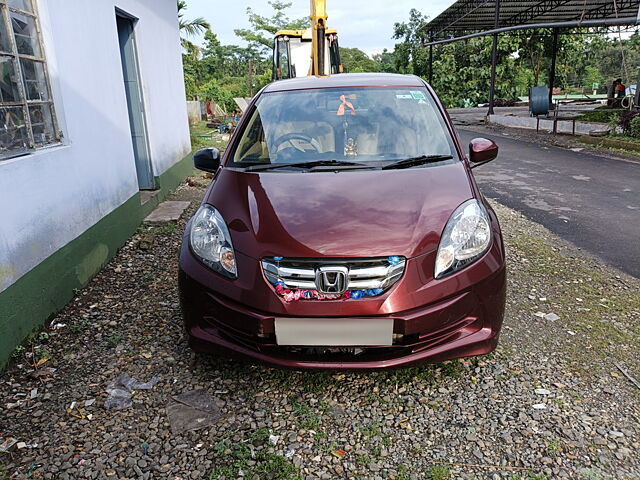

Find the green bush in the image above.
[
  {"left": 575, "top": 110, "right": 620, "bottom": 123},
  {"left": 630, "top": 114, "right": 640, "bottom": 139},
  {"left": 198, "top": 78, "right": 235, "bottom": 113}
]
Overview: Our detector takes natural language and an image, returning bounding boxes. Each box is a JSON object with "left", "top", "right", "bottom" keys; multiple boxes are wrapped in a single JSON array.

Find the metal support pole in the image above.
[
  {"left": 487, "top": 0, "right": 501, "bottom": 116},
  {"left": 548, "top": 28, "right": 559, "bottom": 108},
  {"left": 488, "top": 34, "right": 498, "bottom": 115},
  {"left": 634, "top": 67, "right": 640, "bottom": 110},
  {"left": 429, "top": 41, "right": 433, "bottom": 85}
]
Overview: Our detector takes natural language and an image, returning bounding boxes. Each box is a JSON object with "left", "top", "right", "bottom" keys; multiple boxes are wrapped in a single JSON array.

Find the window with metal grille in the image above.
[{"left": 0, "top": 0, "right": 60, "bottom": 160}]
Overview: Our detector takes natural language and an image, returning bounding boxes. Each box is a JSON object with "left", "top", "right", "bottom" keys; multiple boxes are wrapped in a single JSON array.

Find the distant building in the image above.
[{"left": 0, "top": 0, "right": 191, "bottom": 363}]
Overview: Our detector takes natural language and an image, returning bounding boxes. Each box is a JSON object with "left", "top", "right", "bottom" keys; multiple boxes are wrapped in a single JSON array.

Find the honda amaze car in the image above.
[{"left": 179, "top": 73, "right": 506, "bottom": 369}]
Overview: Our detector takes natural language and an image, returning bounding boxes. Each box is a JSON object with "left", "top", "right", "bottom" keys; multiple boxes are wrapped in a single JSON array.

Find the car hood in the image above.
[{"left": 206, "top": 162, "right": 474, "bottom": 259}]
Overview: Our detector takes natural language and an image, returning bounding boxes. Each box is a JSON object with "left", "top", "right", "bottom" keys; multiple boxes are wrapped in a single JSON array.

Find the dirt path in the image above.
[{"left": 0, "top": 171, "right": 638, "bottom": 480}]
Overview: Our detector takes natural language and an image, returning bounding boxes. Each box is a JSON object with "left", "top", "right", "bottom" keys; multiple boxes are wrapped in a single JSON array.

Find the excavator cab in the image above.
[
  {"left": 272, "top": 0, "right": 342, "bottom": 81},
  {"left": 273, "top": 30, "right": 341, "bottom": 80}
]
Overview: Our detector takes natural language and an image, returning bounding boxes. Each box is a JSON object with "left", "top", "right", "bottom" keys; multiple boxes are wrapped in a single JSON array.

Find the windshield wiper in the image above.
[
  {"left": 243, "top": 159, "right": 372, "bottom": 172},
  {"left": 382, "top": 155, "right": 453, "bottom": 170}
]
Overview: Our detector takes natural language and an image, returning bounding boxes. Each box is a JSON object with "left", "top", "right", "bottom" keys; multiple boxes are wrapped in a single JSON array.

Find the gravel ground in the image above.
[{"left": 0, "top": 170, "right": 638, "bottom": 480}]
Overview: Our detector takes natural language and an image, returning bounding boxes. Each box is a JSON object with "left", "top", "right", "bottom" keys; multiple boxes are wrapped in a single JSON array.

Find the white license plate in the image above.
[{"left": 274, "top": 317, "right": 393, "bottom": 346}]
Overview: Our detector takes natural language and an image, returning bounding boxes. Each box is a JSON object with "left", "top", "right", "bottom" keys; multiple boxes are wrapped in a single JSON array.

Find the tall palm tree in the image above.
[{"left": 177, "top": 0, "right": 210, "bottom": 58}]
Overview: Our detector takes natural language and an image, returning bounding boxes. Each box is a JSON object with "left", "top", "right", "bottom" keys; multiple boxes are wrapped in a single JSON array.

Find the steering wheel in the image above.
[{"left": 273, "top": 133, "right": 322, "bottom": 154}]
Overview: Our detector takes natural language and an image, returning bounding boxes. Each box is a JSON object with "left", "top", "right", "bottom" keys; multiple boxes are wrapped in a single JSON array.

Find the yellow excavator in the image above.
[{"left": 272, "top": 0, "right": 342, "bottom": 80}]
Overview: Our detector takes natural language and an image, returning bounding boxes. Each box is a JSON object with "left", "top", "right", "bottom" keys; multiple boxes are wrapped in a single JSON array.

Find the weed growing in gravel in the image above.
[
  {"left": 371, "top": 360, "right": 464, "bottom": 385},
  {"left": 160, "top": 223, "right": 178, "bottom": 235},
  {"left": 439, "top": 359, "right": 465, "bottom": 378},
  {"left": 70, "top": 317, "right": 90, "bottom": 334},
  {"left": 356, "top": 454, "right": 371, "bottom": 466},
  {"left": 358, "top": 420, "right": 382, "bottom": 437},
  {"left": 208, "top": 438, "right": 302, "bottom": 480},
  {"left": 249, "top": 427, "right": 270, "bottom": 444},
  {"left": 313, "top": 431, "right": 340, "bottom": 455},
  {"left": 298, "top": 371, "right": 337, "bottom": 393},
  {"left": 372, "top": 365, "right": 436, "bottom": 384},
  {"left": 258, "top": 368, "right": 296, "bottom": 389},
  {"left": 106, "top": 332, "right": 124, "bottom": 347},
  {"left": 255, "top": 454, "right": 303, "bottom": 479},
  {"left": 288, "top": 396, "right": 321, "bottom": 430},
  {"left": 209, "top": 465, "right": 235, "bottom": 479},
  {"left": 11, "top": 344, "right": 25, "bottom": 359},
  {"left": 545, "top": 439, "right": 563, "bottom": 455},
  {"left": 34, "top": 347, "right": 50, "bottom": 362},
  {"left": 312, "top": 431, "right": 333, "bottom": 452},
  {"left": 137, "top": 222, "right": 178, "bottom": 237},
  {"left": 396, "top": 464, "right": 411, "bottom": 480},
  {"left": 316, "top": 398, "right": 331, "bottom": 414},
  {"left": 427, "top": 465, "right": 451, "bottom": 480},
  {"left": 579, "top": 467, "right": 611, "bottom": 480}
]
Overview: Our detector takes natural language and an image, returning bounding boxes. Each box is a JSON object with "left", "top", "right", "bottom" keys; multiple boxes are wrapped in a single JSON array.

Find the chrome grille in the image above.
[{"left": 261, "top": 257, "right": 406, "bottom": 294}]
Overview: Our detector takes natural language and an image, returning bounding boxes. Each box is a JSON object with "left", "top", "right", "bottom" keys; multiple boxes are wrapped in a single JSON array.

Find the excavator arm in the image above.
[{"left": 309, "top": 0, "right": 328, "bottom": 76}]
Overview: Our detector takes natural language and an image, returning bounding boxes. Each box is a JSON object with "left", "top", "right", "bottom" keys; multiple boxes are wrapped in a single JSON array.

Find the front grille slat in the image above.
[
  {"left": 279, "top": 279, "right": 317, "bottom": 289},
  {"left": 261, "top": 257, "right": 406, "bottom": 297},
  {"left": 348, "top": 265, "right": 390, "bottom": 278},
  {"left": 277, "top": 266, "right": 316, "bottom": 279},
  {"left": 347, "top": 278, "right": 386, "bottom": 289}
]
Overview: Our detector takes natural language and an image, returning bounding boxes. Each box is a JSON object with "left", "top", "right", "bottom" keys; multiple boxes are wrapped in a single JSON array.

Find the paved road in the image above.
[{"left": 457, "top": 128, "right": 640, "bottom": 278}]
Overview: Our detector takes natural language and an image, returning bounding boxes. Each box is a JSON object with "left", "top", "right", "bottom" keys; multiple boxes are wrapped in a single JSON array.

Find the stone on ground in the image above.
[{"left": 144, "top": 201, "right": 191, "bottom": 223}]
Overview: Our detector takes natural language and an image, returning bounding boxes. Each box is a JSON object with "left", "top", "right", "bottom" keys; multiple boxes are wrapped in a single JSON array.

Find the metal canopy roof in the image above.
[{"left": 425, "top": 0, "right": 640, "bottom": 42}]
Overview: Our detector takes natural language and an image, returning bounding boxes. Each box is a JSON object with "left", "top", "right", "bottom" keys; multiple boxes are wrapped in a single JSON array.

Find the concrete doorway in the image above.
[{"left": 116, "top": 10, "right": 154, "bottom": 190}]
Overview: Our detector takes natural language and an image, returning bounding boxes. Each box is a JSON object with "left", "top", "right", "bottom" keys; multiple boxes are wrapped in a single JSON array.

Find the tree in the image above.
[
  {"left": 340, "top": 47, "right": 382, "bottom": 73},
  {"left": 596, "top": 34, "right": 640, "bottom": 86},
  {"left": 372, "top": 49, "right": 397, "bottom": 73},
  {"left": 177, "top": 0, "right": 210, "bottom": 58},
  {"left": 393, "top": 9, "right": 430, "bottom": 75},
  {"left": 234, "top": 1, "right": 308, "bottom": 54},
  {"left": 389, "top": 8, "right": 636, "bottom": 107}
]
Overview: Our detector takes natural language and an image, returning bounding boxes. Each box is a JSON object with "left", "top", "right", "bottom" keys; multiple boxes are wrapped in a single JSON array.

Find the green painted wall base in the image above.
[{"left": 0, "top": 152, "right": 195, "bottom": 368}]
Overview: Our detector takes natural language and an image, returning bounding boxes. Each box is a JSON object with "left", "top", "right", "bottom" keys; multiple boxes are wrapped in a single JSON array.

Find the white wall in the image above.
[{"left": 0, "top": 0, "right": 191, "bottom": 292}]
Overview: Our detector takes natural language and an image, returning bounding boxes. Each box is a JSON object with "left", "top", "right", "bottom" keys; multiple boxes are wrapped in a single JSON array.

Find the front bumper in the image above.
[{"left": 178, "top": 237, "right": 506, "bottom": 370}]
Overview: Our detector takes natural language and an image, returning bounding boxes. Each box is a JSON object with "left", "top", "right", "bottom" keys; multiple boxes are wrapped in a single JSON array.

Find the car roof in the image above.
[{"left": 262, "top": 73, "right": 425, "bottom": 93}]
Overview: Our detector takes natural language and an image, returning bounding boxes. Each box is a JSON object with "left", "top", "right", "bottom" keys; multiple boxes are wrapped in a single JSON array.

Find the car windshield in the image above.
[{"left": 230, "top": 86, "right": 456, "bottom": 167}]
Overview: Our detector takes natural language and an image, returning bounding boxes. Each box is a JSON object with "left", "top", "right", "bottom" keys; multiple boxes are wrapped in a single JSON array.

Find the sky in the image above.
[{"left": 183, "top": 0, "right": 454, "bottom": 56}]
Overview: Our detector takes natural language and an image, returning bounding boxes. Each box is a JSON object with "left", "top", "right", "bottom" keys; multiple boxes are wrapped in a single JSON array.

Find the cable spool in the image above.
[{"left": 530, "top": 86, "right": 550, "bottom": 116}]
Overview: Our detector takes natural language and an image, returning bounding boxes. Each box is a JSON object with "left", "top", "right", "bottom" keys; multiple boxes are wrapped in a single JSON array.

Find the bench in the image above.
[{"left": 536, "top": 115, "right": 577, "bottom": 135}]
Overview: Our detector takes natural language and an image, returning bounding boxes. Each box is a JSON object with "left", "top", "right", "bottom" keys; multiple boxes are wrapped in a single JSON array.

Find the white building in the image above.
[{"left": 0, "top": 0, "right": 191, "bottom": 363}]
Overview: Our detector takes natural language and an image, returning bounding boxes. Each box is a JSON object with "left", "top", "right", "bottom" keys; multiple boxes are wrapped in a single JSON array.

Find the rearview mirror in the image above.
[
  {"left": 194, "top": 148, "right": 221, "bottom": 173},
  {"left": 469, "top": 138, "right": 498, "bottom": 168}
]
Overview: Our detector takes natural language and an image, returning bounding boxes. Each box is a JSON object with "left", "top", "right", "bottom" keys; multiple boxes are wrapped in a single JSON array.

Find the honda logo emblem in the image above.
[{"left": 315, "top": 266, "right": 349, "bottom": 294}]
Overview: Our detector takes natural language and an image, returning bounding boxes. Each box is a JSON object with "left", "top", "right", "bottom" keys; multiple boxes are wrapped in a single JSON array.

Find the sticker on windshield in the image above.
[
  {"left": 396, "top": 94, "right": 412, "bottom": 99},
  {"left": 411, "top": 91, "right": 426, "bottom": 100}
]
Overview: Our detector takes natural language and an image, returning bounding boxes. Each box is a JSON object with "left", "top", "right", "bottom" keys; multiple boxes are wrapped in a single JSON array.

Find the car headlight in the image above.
[
  {"left": 434, "top": 199, "right": 491, "bottom": 279},
  {"left": 190, "top": 205, "right": 237, "bottom": 278}
]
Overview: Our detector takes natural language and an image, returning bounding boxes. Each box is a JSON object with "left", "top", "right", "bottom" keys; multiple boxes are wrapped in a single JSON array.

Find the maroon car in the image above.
[{"left": 179, "top": 73, "right": 506, "bottom": 369}]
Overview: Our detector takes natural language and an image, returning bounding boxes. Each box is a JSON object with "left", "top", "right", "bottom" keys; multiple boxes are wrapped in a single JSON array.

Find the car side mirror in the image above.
[
  {"left": 469, "top": 138, "right": 499, "bottom": 168},
  {"left": 194, "top": 148, "right": 221, "bottom": 173}
]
